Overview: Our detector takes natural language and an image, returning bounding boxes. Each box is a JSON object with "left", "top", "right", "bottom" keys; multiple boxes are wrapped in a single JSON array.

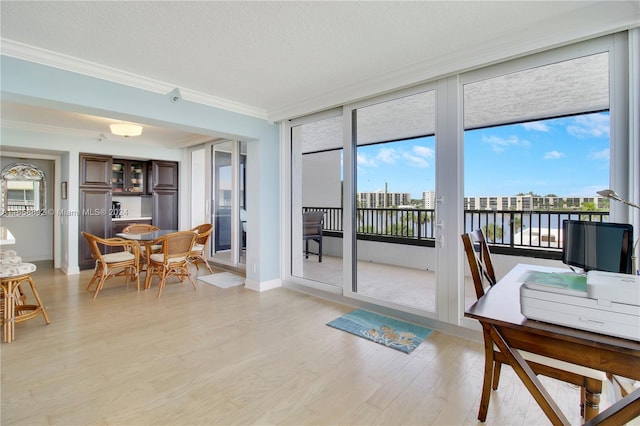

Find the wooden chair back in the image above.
[
  {"left": 157, "top": 231, "right": 197, "bottom": 264},
  {"left": 191, "top": 223, "right": 213, "bottom": 247},
  {"left": 122, "top": 224, "right": 159, "bottom": 234},
  {"left": 82, "top": 231, "right": 104, "bottom": 262},
  {"left": 461, "top": 229, "right": 497, "bottom": 300}
]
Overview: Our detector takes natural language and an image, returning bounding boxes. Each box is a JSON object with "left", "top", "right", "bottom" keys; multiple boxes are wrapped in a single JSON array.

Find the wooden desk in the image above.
[{"left": 465, "top": 263, "right": 640, "bottom": 425}]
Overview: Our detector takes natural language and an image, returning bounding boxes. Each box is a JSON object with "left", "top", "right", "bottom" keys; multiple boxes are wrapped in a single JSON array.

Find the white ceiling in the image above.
[{"left": 1, "top": 1, "right": 638, "bottom": 147}]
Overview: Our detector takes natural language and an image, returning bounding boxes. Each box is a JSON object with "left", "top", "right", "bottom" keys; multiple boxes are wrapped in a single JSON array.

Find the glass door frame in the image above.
[
  {"left": 342, "top": 82, "right": 443, "bottom": 320},
  {"left": 189, "top": 140, "right": 246, "bottom": 269}
]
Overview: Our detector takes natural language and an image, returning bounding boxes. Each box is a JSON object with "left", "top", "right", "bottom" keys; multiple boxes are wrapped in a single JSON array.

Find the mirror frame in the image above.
[{"left": 1, "top": 162, "right": 47, "bottom": 216}]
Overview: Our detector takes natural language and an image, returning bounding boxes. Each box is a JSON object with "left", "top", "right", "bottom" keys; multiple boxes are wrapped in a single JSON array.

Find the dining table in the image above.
[{"left": 115, "top": 229, "right": 178, "bottom": 242}]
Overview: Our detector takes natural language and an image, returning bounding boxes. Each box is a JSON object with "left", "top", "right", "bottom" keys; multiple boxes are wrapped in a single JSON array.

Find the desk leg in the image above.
[
  {"left": 485, "top": 324, "right": 571, "bottom": 426},
  {"left": 584, "top": 387, "right": 640, "bottom": 426}
]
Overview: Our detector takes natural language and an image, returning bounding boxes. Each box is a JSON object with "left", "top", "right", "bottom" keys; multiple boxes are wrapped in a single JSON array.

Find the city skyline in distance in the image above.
[{"left": 356, "top": 112, "right": 610, "bottom": 200}]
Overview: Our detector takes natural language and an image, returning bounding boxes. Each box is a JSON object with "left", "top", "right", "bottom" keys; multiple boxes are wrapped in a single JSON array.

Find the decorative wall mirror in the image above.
[{"left": 1, "top": 163, "right": 47, "bottom": 216}]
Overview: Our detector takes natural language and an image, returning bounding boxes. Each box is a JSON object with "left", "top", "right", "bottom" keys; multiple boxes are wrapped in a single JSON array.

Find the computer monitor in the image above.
[{"left": 562, "top": 219, "right": 633, "bottom": 274}]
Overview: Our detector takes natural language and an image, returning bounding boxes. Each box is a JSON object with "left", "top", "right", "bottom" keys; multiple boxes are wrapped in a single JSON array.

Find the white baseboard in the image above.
[{"left": 244, "top": 277, "right": 281, "bottom": 292}]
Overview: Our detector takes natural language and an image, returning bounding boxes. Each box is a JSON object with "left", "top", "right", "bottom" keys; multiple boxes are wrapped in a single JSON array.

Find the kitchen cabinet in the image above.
[
  {"left": 151, "top": 161, "right": 178, "bottom": 190},
  {"left": 111, "top": 160, "right": 147, "bottom": 194},
  {"left": 80, "top": 154, "right": 111, "bottom": 187},
  {"left": 151, "top": 161, "right": 178, "bottom": 230},
  {"left": 152, "top": 190, "right": 178, "bottom": 230},
  {"left": 79, "top": 154, "right": 112, "bottom": 269}
]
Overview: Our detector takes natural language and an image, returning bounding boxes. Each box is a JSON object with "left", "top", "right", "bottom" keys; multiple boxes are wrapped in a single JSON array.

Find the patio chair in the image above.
[
  {"left": 81, "top": 231, "right": 140, "bottom": 299},
  {"left": 461, "top": 229, "right": 607, "bottom": 422},
  {"left": 189, "top": 223, "right": 213, "bottom": 274},
  {"left": 144, "top": 230, "right": 198, "bottom": 298},
  {"left": 303, "top": 211, "right": 325, "bottom": 262}
]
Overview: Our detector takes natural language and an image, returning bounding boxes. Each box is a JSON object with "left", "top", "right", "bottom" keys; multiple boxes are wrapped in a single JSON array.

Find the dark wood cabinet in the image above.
[
  {"left": 80, "top": 154, "right": 111, "bottom": 187},
  {"left": 152, "top": 161, "right": 178, "bottom": 190},
  {"left": 79, "top": 154, "right": 113, "bottom": 269},
  {"left": 152, "top": 190, "right": 178, "bottom": 230},
  {"left": 151, "top": 161, "right": 178, "bottom": 229},
  {"left": 112, "top": 159, "right": 147, "bottom": 195}
]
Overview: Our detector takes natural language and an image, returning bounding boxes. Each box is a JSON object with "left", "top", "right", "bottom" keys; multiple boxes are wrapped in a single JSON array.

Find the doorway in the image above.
[{"left": 189, "top": 141, "right": 246, "bottom": 269}]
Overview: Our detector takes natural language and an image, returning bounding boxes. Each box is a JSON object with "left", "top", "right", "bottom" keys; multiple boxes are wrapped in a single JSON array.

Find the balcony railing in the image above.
[{"left": 303, "top": 207, "right": 610, "bottom": 257}]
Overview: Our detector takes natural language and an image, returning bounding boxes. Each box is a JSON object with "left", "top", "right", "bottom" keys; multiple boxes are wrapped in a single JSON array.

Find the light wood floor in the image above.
[{"left": 2, "top": 261, "right": 633, "bottom": 425}]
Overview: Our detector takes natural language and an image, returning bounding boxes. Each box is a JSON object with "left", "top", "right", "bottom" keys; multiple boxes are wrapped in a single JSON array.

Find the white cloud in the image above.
[
  {"left": 413, "top": 145, "right": 434, "bottom": 158},
  {"left": 376, "top": 147, "right": 399, "bottom": 164},
  {"left": 544, "top": 150, "right": 564, "bottom": 160},
  {"left": 402, "top": 152, "right": 429, "bottom": 168},
  {"left": 589, "top": 148, "right": 609, "bottom": 160},
  {"left": 566, "top": 113, "right": 609, "bottom": 138},
  {"left": 482, "top": 135, "right": 529, "bottom": 153},
  {"left": 357, "top": 152, "right": 377, "bottom": 167},
  {"left": 520, "top": 122, "right": 549, "bottom": 132}
]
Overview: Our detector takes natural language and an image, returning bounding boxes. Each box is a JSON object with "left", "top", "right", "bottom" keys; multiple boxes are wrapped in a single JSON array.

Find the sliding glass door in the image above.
[
  {"left": 189, "top": 140, "right": 246, "bottom": 269},
  {"left": 290, "top": 112, "right": 343, "bottom": 289},
  {"left": 351, "top": 88, "right": 438, "bottom": 312}
]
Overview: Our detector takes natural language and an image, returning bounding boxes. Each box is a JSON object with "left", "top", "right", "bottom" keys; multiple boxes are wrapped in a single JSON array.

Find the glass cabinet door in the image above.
[
  {"left": 128, "top": 161, "right": 145, "bottom": 193},
  {"left": 111, "top": 160, "right": 146, "bottom": 193},
  {"left": 111, "top": 161, "right": 125, "bottom": 193}
]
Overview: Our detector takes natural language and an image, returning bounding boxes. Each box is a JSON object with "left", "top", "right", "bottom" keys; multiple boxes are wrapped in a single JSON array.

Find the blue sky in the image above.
[{"left": 356, "top": 112, "right": 610, "bottom": 199}]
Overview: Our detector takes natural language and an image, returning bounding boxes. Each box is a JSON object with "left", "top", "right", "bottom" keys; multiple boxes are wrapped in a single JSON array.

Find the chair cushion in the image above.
[
  {"left": 0, "top": 262, "right": 37, "bottom": 278},
  {"left": 102, "top": 251, "right": 136, "bottom": 263},
  {"left": 149, "top": 253, "right": 187, "bottom": 264},
  {"left": 0, "top": 255, "right": 22, "bottom": 265},
  {"left": 140, "top": 245, "right": 162, "bottom": 253},
  {"left": 192, "top": 243, "right": 204, "bottom": 252}
]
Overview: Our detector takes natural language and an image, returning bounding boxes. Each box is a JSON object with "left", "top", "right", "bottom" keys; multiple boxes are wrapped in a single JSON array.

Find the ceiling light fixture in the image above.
[{"left": 110, "top": 122, "right": 143, "bottom": 137}]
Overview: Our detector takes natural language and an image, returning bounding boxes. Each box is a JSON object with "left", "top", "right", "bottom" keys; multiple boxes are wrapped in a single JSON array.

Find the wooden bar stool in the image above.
[{"left": 0, "top": 262, "right": 50, "bottom": 343}]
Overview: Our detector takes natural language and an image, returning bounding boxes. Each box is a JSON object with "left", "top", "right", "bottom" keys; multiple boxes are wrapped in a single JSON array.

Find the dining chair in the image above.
[
  {"left": 0, "top": 253, "right": 50, "bottom": 342},
  {"left": 144, "top": 230, "right": 198, "bottom": 298},
  {"left": 461, "top": 229, "right": 607, "bottom": 422},
  {"left": 189, "top": 223, "right": 213, "bottom": 274},
  {"left": 122, "top": 224, "right": 161, "bottom": 271},
  {"left": 81, "top": 231, "right": 140, "bottom": 299},
  {"left": 303, "top": 211, "right": 325, "bottom": 262},
  {"left": 121, "top": 224, "right": 159, "bottom": 234}
]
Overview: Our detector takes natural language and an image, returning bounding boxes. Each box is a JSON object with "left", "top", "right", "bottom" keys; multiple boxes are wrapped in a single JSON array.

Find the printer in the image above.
[{"left": 520, "top": 269, "right": 640, "bottom": 341}]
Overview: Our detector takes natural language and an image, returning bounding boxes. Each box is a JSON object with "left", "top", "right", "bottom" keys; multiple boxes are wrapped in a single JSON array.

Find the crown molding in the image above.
[
  {"left": 0, "top": 39, "right": 269, "bottom": 121},
  {"left": 1, "top": 119, "right": 95, "bottom": 138}
]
